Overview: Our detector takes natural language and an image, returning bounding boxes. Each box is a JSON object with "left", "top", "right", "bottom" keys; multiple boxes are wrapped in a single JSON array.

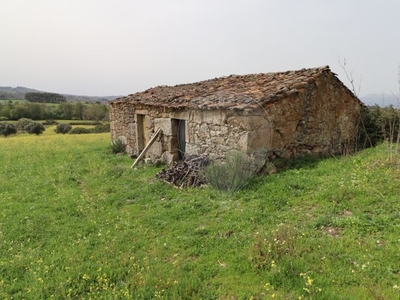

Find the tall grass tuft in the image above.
[
  {"left": 204, "top": 151, "right": 264, "bottom": 193},
  {"left": 110, "top": 137, "right": 125, "bottom": 154}
]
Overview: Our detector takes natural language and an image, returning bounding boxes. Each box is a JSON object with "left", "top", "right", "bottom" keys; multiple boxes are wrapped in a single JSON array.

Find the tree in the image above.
[
  {"left": 0, "top": 104, "right": 12, "bottom": 119},
  {"left": 25, "top": 122, "right": 45, "bottom": 135},
  {"left": 0, "top": 122, "right": 17, "bottom": 137},
  {"left": 85, "top": 104, "right": 109, "bottom": 122},
  {"left": 25, "top": 92, "right": 66, "bottom": 103},
  {"left": 29, "top": 103, "right": 44, "bottom": 120},
  {"left": 58, "top": 103, "right": 74, "bottom": 120},
  {"left": 10, "top": 104, "right": 30, "bottom": 120},
  {"left": 74, "top": 102, "right": 86, "bottom": 120},
  {"left": 55, "top": 123, "right": 72, "bottom": 134}
]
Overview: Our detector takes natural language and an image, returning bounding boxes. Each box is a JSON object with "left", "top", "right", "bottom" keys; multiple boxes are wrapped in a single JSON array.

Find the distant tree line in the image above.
[
  {"left": 25, "top": 92, "right": 66, "bottom": 103},
  {"left": 0, "top": 92, "right": 23, "bottom": 100},
  {"left": 0, "top": 101, "right": 109, "bottom": 121}
]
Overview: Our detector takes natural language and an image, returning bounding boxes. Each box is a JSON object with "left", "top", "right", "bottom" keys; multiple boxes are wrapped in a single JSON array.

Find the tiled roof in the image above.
[{"left": 111, "top": 66, "right": 350, "bottom": 110}]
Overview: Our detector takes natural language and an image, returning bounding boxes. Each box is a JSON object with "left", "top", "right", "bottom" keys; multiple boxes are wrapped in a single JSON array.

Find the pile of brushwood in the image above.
[{"left": 157, "top": 155, "right": 210, "bottom": 188}]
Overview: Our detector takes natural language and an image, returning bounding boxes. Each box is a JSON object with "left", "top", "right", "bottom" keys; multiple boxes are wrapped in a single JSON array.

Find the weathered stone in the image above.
[
  {"left": 227, "top": 115, "right": 271, "bottom": 131},
  {"left": 146, "top": 141, "right": 163, "bottom": 160},
  {"left": 154, "top": 118, "right": 173, "bottom": 136},
  {"left": 161, "top": 151, "right": 177, "bottom": 164}
]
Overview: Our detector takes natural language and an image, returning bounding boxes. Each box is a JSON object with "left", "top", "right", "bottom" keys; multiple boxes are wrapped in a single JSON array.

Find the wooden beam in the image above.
[{"left": 131, "top": 128, "right": 163, "bottom": 168}]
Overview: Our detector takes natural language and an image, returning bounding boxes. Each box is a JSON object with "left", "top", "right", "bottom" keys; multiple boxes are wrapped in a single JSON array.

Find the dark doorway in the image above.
[
  {"left": 136, "top": 114, "right": 146, "bottom": 153},
  {"left": 177, "top": 119, "right": 186, "bottom": 159},
  {"left": 172, "top": 119, "right": 186, "bottom": 160}
]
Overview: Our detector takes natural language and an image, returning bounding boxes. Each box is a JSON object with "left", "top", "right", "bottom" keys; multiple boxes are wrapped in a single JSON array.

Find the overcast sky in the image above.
[{"left": 1, "top": 0, "right": 399, "bottom": 97}]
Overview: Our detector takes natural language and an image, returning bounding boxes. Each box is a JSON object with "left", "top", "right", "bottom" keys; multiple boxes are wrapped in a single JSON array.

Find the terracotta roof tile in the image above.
[{"left": 111, "top": 66, "right": 345, "bottom": 110}]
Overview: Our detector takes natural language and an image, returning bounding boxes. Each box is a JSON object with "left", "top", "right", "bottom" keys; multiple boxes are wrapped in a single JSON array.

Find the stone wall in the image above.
[
  {"left": 109, "top": 102, "right": 268, "bottom": 162},
  {"left": 110, "top": 101, "right": 135, "bottom": 154},
  {"left": 259, "top": 71, "right": 361, "bottom": 157}
]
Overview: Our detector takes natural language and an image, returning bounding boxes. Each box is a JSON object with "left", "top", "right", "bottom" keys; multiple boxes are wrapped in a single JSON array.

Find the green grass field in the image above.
[{"left": 1, "top": 131, "right": 400, "bottom": 299}]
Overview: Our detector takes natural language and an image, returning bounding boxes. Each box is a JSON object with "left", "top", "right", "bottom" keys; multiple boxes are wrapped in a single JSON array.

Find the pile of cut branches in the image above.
[{"left": 156, "top": 155, "right": 210, "bottom": 188}]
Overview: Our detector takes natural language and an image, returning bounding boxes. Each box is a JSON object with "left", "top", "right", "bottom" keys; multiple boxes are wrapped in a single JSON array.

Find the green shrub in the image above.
[
  {"left": 15, "top": 118, "right": 34, "bottom": 131},
  {"left": 25, "top": 122, "right": 45, "bottom": 135},
  {"left": 55, "top": 123, "right": 72, "bottom": 134},
  {"left": 204, "top": 151, "right": 264, "bottom": 193},
  {"left": 69, "top": 121, "right": 100, "bottom": 126},
  {"left": 358, "top": 105, "right": 400, "bottom": 149},
  {"left": 91, "top": 123, "right": 110, "bottom": 133},
  {"left": 357, "top": 106, "right": 384, "bottom": 149},
  {"left": 69, "top": 127, "right": 91, "bottom": 134},
  {"left": 68, "top": 124, "right": 110, "bottom": 135},
  {"left": 42, "top": 119, "right": 58, "bottom": 125},
  {"left": 0, "top": 122, "right": 17, "bottom": 137},
  {"left": 110, "top": 137, "right": 125, "bottom": 154}
]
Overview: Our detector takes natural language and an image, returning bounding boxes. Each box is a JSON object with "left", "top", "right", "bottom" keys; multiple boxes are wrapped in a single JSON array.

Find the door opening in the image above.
[
  {"left": 136, "top": 114, "right": 146, "bottom": 153},
  {"left": 172, "top": 119, "right": 186, "bottom": 160},
  {"left": 177, "top": 119, "right": 186, "bottom": 159}
]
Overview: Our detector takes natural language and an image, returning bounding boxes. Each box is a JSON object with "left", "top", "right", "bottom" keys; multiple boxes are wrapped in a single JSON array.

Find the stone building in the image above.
[{"left": 109, "top": 66, "right": 362, "bottom": 163}]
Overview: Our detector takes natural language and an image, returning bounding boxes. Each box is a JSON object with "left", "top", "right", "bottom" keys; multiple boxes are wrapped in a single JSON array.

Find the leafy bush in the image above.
[
  {"left": 0, "top": 122, "right": 17, "bottom": 137},
  {"left": 55, "top": 123, "right": 72, "bottom": 134},
  {"left": 15, "top": 118, "right": 34, "bottom": 131},
  {"left": 110, "top": 137, "right": 125, "bottom": 154},
  {"left": 204, "top": 151, "right": 264, "bottom": 193},
  {"left": 69, "top": 127, "right": 91, "bottom": 134},
  {"left": 25, "top": 122, "right": 45, "bottom": 135},
  {"left": 357, "top": 106, "right": 384, "bottom": 150},
  {"left": 68, "top": 124, "right": 109, "bottom": 134},
  {"left": 358, "top": 105, "right": 400, "bottom": 149},
  {"left": 42, "top": 119, "right": 58, "bottom": 125},
  {"left": 69, "top": 121, "right": 100, "bottom": 126},
  {"left": 91, "top": 123, "right": 110, "bottom": 133}
]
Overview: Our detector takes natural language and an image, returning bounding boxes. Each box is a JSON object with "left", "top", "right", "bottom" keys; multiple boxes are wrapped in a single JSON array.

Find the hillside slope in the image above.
[
  {"left": 0, "top": 86, "right": 118, "bottom": 102},
  {"left": 0, "top": 133, "right": 399, "bottom": 299}
]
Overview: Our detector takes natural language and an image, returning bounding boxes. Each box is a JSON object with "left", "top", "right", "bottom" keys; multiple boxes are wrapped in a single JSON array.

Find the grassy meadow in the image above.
[{"left": 1, "top": 130, "right": 400, "bottom": 299}]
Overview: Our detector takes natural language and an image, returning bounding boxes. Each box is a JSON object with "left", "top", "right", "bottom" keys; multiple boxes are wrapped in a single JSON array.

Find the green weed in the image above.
[{"left": 110, "top": 137, "right": 125, "bottom": 154}]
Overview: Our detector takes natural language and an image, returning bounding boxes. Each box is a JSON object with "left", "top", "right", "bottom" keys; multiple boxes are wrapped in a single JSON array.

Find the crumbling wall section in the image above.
[
  {"left": 109, "top": 101, "right": 137, "bottom": 155},
  {"left": 261, "top": 73, "right": 361, "bottom": 157}
]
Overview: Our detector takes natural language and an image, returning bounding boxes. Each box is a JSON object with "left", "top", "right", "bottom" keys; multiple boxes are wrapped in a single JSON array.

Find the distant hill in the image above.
[
  {"left": 360, "top": 93, "right": 399, "bottom": 107},
  {"left": 0, "top": 86, "right": 41, "bottom": 100},
  {"left": 0, "top": 86, "right": 41, "bottom": 93},
  {"left": 0, "top": 86, "right": 119, "bottom": 103},
  {"left": 63, "top": 94, "right": 118, "bottom": 103}
]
